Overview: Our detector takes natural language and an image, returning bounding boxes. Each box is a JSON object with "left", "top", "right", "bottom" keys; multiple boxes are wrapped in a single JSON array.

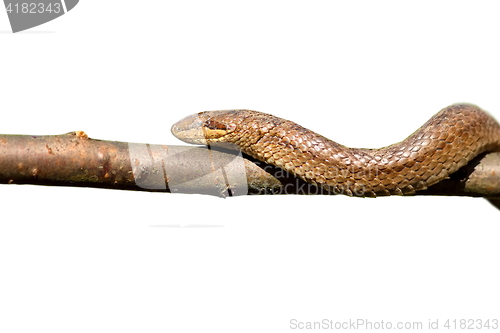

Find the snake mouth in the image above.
[{"left": 171, "top": 113, "right": 209, "bottom": 145}]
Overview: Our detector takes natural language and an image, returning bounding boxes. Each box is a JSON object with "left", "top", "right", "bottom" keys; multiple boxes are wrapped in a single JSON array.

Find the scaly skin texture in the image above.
[{"left": 171, "top": 104, "right": 500, "bottom": 197}]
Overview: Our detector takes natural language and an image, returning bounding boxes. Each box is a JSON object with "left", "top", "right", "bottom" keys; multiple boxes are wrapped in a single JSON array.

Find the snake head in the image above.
[{"left": 171, "top": 110, "right": 250, "bottom": 145}]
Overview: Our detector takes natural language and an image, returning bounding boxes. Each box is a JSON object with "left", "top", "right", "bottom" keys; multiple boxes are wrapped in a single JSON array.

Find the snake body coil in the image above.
[{"left": 171, "top": 104, "right": 500, "bottom": 197}]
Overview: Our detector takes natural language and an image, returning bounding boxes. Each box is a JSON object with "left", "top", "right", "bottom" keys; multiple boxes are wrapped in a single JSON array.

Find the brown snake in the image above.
[{"left": 171, "top": 104, "right": 500, "bottom": 197}]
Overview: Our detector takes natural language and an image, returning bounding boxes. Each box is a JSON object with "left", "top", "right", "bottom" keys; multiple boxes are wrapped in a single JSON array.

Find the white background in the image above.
[{"left": 1, "top": 1, "right": 500, "bottom": 332}]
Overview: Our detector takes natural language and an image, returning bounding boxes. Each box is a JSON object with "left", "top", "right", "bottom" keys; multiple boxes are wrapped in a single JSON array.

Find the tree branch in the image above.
[{"left": 0, "top": 132, "right": 499, "bottom": 198}]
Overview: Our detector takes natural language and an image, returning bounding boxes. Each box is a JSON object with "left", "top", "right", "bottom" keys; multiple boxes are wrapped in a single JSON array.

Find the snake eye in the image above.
[
  {"left": 203, "top": 119, "right": 236, "bottom": 139},
  {"left": 205, "top": 120, "right": 229, "bottom": 131}
]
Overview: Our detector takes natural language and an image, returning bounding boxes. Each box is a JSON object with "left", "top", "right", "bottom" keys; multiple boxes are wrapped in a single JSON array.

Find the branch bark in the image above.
[{"left": 0, "top": 132, "right": 499, "bottom": 198}]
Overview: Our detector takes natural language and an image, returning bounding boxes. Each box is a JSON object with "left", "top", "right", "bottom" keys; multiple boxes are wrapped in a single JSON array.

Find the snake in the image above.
[{"left": 171, "top": 104, "right": 500, "bottom": 197}]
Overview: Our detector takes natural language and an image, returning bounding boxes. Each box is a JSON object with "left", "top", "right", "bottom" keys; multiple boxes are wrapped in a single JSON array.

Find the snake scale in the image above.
[{"left": 171, "top": 104, "right": 500, "bottom": 197}]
